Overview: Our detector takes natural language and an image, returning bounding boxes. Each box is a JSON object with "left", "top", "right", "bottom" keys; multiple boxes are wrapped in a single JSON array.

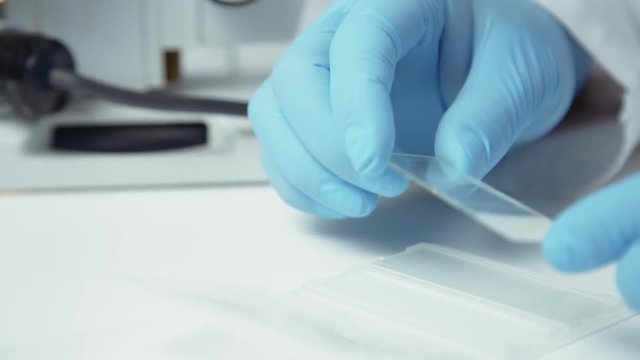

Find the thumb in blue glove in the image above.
[{"left": 543, "top": 173, "right": 640, "bottom": 310}]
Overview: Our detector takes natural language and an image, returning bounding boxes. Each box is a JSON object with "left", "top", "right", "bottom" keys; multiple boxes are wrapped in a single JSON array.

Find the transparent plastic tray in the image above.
[
  {"left": 390, "top": 154, "right": 554, "bottom": 243},
  {"left": 146, "top": 155, "right": 633, "bottom": 359},
  {"left": 296, "top": 244, "right": 634, "bottom": 360}
]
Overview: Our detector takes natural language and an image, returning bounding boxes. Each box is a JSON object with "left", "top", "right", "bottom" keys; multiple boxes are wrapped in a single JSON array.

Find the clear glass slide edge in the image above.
[
  {"left": 390, "top": 153, "right": 553, "bottom": 243},
  {"left": 300, "top": 244, "right": 635, "bottom": 360}
]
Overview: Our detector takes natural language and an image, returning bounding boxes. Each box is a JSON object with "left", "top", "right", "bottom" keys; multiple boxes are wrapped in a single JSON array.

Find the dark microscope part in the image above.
[
  {"left": 0, "top": 31, "right": 75, "bottom": 119},
  {"left": 52, "top": 123, "right": 208, "bottom": 152},
  {"left": 210, "top": 0, "right": 258, "bottom": 6}
]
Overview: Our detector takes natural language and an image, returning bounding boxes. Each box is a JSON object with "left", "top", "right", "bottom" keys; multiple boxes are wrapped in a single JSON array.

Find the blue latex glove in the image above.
[
  {"left": 249, "top": 0, "right": 591, "bottom": 218},
  {"left": 544, "top": 174, "right": 640, "bottom": 310}
]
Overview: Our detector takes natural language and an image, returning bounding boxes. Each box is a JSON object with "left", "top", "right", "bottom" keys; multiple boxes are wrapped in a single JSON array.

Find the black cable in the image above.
[
  {"left": 0, "top": 31, "right": 249, "bottom": 119},
  {"left": 49, "top": 69, "right": 248, "bottom": 117}
]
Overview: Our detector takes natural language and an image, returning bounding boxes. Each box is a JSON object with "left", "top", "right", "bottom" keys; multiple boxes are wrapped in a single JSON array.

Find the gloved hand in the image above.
[
  {"left": 249, "top": 0, "right": 591, "bottom": 218},
  {"left": 544, "top": 173, "right": 640, "bottom": 310}
]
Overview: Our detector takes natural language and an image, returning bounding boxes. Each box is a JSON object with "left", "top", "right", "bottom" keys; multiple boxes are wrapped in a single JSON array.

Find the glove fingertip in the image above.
[
  {"left": 435, "top": 123, "right": 489, "bottom": 179},
  {"left": 542, "top": 231, "right": 584, "bottom": 272},
  {"left": 312, "top": 207, "right": 348, "bottom": 220},
  {"left": 616, "top": 243, "right": 640, "bottom": 311},
  {"left": 383, "top": 173, "right": 411, "bottom": 198},
  {"left": 345, "top": 124, "right": 388, "bottom": 177},
  {"left": 542, "top": 223, "right": 616, "bottom": 273}
]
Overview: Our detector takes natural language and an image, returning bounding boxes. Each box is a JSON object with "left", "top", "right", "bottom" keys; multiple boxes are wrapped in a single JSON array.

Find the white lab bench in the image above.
[
  {"left": 0, "top": 36, "right": 639, "bottom": 360},
  {"left": 1, "top": 172, "right": 640, "bottom": 359}
]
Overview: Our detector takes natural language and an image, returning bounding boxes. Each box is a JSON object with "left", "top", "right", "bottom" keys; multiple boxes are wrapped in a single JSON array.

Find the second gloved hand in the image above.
[
  {"left": 249, "top": 0, "right": 591, "bottom": 218},
  {"left": 544, "top": 173, "right": 640, "bottom": 310}
]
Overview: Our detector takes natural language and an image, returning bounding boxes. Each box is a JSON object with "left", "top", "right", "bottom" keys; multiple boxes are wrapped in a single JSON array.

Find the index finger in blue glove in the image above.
[
  {"left": 250, "top": 80, "right": 379, "bottom": 218},
  {"left": 260, "top": 151, "right": 346, "bottom": 219},
  {"left": 270, "top": 3, "right": 409, "bottom": 199},
  {"left": 543, "top": 173, "right": 640, "bottom": 309},
  {"left": 329, "top": 0, "right": 446, "bottom": 176}
]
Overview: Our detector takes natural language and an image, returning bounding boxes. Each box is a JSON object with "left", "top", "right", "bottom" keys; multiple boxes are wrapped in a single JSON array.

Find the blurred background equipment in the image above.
[
  {"left": 0, "top": 0, "right": 332, "bottom": 192},
  {"left": 6, "top": 0, "right": 308, "bottom": 89},
  {"left": 0, "top": 31, "right": 249, "bottom": 120},
  {"left": 0, "top": 0, "right": 5, "bottom": 25}
]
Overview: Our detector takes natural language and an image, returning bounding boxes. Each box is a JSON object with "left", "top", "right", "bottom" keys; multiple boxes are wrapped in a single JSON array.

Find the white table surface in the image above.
[
  {"left": 3, "top": 3, "right": 637, "bottom": 356},
  {"left": 0, "top": 181, "right": 639, "bottom": 359}
]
